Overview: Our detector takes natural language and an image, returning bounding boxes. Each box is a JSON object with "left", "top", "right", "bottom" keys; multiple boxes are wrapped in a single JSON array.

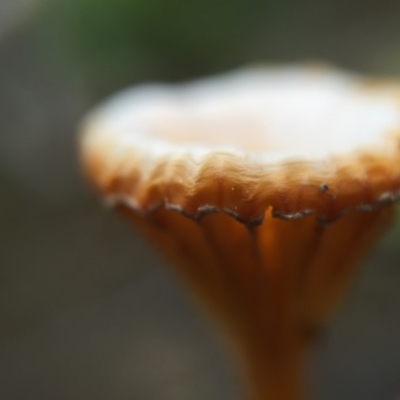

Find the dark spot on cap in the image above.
[{"left": 320, "top": 183, "right": 329, "bottom": 193}]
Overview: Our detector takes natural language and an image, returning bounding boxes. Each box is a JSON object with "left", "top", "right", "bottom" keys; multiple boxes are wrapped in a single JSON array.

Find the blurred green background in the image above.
[{"left": 1, "top": 0, "right": 400, "bottom": 399}]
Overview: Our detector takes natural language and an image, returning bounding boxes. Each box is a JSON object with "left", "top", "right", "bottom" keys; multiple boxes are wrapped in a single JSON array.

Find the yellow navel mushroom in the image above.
[{"left": 80, "top": 65, "right": 400, "bottom": 400}]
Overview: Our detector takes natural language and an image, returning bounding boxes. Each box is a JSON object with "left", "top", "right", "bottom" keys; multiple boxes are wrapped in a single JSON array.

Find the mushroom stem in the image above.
[{"left": 243, "top": 343, "right": 306, "bottom": 400}]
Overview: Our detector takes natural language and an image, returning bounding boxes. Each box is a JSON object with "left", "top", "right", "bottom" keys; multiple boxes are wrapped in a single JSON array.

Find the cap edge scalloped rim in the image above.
[{"left": 103, "top": 188, "right": 400, "bottom": 229}]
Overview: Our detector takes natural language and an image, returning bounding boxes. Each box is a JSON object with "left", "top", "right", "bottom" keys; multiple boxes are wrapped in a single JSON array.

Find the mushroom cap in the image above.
[{"left": 82, "top": 65, "right": 400, "bottom": 224}]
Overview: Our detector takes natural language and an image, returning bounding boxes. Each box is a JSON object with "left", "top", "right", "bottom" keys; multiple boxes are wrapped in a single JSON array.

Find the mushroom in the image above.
[{"left": 80, "top": 66, "right": 400, "bottom": 400}]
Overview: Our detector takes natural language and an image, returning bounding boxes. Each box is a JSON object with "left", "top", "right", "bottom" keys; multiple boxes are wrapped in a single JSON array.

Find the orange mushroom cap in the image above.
[{"left": 82, "top": 66, "right": 400, "bottom": 223}]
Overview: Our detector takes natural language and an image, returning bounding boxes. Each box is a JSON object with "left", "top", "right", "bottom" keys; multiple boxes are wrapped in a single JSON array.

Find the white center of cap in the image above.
[{"left": 92, "top": 67, "right": 400, "bottom": 160}]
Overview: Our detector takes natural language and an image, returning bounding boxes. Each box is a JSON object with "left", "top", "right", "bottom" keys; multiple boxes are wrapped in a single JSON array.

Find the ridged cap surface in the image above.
[{"left": 81, "top": 66, "right": 400, "bottom": 224}]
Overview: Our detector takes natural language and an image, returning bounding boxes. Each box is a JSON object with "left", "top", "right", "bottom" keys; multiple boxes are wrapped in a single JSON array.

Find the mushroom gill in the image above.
[{"left": 80, "top": 66, "right": 400, "bottom": 400}]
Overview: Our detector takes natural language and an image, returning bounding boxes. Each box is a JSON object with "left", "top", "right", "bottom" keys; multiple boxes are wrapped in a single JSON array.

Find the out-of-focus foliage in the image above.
[
  {"left": 32, "top": 0, "right": 400, "bottom": 97},
  {"left": 33, "top": 0, "right": 283, "bottom": 96}
]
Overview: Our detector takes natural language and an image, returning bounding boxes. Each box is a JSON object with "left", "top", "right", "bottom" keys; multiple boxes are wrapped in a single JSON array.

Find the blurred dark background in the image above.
[{"left": 1, "top": 0, "right": 400, "bottom": 399}]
